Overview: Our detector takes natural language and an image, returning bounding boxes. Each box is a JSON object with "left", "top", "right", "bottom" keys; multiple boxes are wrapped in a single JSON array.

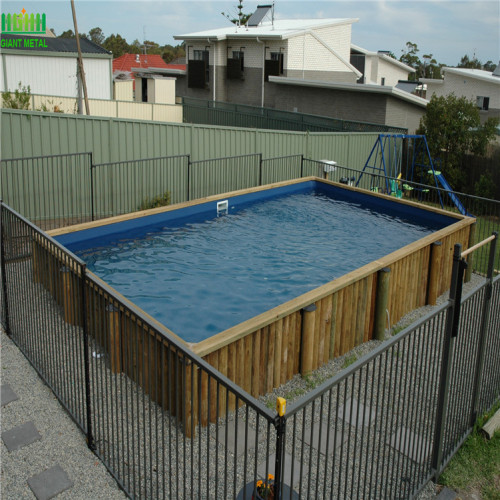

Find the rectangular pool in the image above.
[{"left": 54, "top": 180, "right": 456, "bottom": 343}]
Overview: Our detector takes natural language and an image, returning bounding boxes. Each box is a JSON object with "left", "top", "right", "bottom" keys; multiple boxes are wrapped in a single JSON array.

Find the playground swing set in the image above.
[{"left": 354, "top": 134, "right": 471, "bottom": 217}]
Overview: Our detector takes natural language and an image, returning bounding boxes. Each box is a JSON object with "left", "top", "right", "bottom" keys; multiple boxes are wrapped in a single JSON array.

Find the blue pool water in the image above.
[{"left": 63, "top": 183, "right": 455, "bottom": 342}]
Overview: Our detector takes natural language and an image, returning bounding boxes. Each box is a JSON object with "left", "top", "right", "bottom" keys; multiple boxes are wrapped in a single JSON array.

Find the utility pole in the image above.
[{"left": 71, "top": 0, "right": 90, "bottom": 115}]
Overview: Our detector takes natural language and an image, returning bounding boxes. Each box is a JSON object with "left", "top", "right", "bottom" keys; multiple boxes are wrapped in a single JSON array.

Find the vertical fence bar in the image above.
[
  {"left": 469, "top": 232, "right": 498, "bottom": 426},
  {"left": 0, "top": 201, "right": 10, "bottom": 334},
  {"left": 431, "top": 244, "right": 467, "bottom": 479},
  {"left": 187, "top": 155, "right": 191, "bottom": 202},
  {"left": 90, "top": 153, "right": 95, "bottom": 221},
  {"left": 259, "top": 153, "right": 263, "bottom": 186},
  {"left": 80, "top": 265, "right": 95, "bottom": 450}
]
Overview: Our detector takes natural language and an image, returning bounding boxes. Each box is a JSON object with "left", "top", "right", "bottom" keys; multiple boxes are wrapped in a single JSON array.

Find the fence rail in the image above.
[{"left": 182, "top": 97, "right": 408, "bottom": 134}]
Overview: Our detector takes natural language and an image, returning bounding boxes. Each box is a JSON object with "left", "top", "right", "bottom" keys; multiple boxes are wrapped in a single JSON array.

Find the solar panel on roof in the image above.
[{"left": 247, "top": 5, "right": 272, "bottom": 26}]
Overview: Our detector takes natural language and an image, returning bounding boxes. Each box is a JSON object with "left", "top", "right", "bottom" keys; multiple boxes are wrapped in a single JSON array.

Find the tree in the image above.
[
  {"left": 129, "top": 39, "right": 142, "bottom": 54},
  {"left": 417, "top": 94, "right": 499, "bottom": 190},
  {"left": 143, "top": 40, "right": 162, "bottom": 55},
  {"left": 60, "top": 29, "right": 75, "bottom": 38},
  {"left": 400, "top": 41, "right": 420, "bottom": 80},
  {"left": 162, "top": 43, "right": 185, "bottom": 63},
  {"left": 483, "top": 61, "right": 497, "bottom": 72},
  {"left": 102, "top": 34, "right": 130, "bottom": 58},
  {"left": 422, "top": 54, "right": 442, "bottom": 79},
  {"left": 222, "top": 0, "right": 252, "bottom": 25},
  {"left": 458, "top": 54, "right": 482, "bottom": 69},
  {"left": 88, "top": 27, "right": 105, "bottom": 46}
]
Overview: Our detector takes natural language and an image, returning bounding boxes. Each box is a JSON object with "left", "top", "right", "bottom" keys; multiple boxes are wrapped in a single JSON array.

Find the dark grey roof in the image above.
[
  {"left": 247, "top": 5, "right": 273, "bottom": 26},
  {"left": 396, "top": 81, "right": 419, "bottom": 93},
  {"left": 0, "top": 34, "right": 111, "bottom": 55}
]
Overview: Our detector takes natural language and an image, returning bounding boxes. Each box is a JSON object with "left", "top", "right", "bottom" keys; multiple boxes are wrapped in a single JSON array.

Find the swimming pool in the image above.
[
  {"left": 57, "top": 181, "right": 455, "bottom": 343},
  {"left": 48, "top": 177, "right": 472, "bottom": 403}
]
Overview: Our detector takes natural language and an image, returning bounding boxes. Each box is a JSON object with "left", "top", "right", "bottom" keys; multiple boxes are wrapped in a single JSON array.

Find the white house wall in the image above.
[
  {"left": 1, "top": 54, "right": 111, "bottom": 99},
  {"left": 82, "top": 58, "right": 111, "bottom": 99},
  {"left": 287, "top": 33, "right": 357, "bottom": 83},
  {"left": 427, "top": 72, "right": 500, "bottom": 110},
  {"left": 313, "top": 24, "right": 353, "bottom": 62},
  {"left": 376, "top": 58, "right": 410, "bottom": 87}
]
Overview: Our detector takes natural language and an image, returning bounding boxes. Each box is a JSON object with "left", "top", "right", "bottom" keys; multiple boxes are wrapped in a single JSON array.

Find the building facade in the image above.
[
  {"left": 0, "top": 34, "right": 113, "bottom": 99},
  {"left": 173, "top": 7, "right": 424, "bottom": 132},
  {"left": 422, "top": 66, "right": 500, "bottom": 122}
]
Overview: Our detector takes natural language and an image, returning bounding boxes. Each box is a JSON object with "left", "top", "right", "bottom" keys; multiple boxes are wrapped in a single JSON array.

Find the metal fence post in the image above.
[
  {"left": 274, "top": 397, "right": 287, "bottom": 500},
  {"left": 300, "top": 155, "right": 304, "bottom": 178},
  {"left": 259, "top": 153, "right": 263, "bottom": 186},
  {"left": 469, "top": 232, "right": 498, "bottom": 426},
  {"left": 431, "top": 243, "right": 467, "bottom": 480},
  {"left": 79, "top": 263, "right": 95, "bottom": 451},
  {"left": 0, "top": 201, "right": 11, "bottom": 335},
  {"left": 187, "top": 155, "right": 191, "bottom": 202},
  {"left": 90, "top": 153, "right": 95, "bottom": 221}
]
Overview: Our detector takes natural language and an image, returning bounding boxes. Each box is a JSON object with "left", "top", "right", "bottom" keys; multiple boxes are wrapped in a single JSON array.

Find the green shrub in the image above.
[
  {"left": 2, "top": 82, "right": 31, "bottom": 109},
  {"left": 138, "top": 191, "right": 171, "bottom": 211}
]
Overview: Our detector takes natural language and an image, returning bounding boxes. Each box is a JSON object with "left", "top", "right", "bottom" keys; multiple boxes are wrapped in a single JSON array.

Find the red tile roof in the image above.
[{"left": 113, "top": 53, "right": 185, "bottom": 73}]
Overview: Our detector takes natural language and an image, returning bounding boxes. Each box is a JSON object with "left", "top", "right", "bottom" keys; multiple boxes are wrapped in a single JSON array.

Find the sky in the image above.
[{"left": 2, "top": 0, "right": 499, "bottom": 66}]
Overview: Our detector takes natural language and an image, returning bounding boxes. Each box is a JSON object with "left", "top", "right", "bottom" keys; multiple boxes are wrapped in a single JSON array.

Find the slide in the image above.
[{"left": 435, "top": 173, "right": 471, "bottom": 216}]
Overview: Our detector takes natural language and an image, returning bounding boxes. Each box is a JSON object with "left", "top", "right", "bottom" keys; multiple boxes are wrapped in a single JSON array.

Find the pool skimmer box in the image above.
[{"left": 217, "top": 200, "right": 229, "bottom": 216}]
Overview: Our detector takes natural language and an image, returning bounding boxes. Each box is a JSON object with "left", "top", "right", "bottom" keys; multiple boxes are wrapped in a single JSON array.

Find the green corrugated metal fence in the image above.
[{"left": 1, "top": 109, "right": 379, "bottom": 170}]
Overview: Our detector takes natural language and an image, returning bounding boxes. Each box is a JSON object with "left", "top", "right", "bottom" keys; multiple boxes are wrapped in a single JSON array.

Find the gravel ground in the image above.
[
  {"left": 1, "top": 328, "right": 127, "bottom": 500},
  {"left": 1, "top": 251, "right": 491, "bottom": 499}
]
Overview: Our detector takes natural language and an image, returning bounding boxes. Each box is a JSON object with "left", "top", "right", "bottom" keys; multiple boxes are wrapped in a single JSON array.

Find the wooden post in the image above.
[
  {"left": 427, "top": 241, "right": 443, "bottom": 305},
  {"left": 465, "top": 222, "right": 476, "bottom": 283},
  {"left": 32, "top": 238, "right": 41, "bottom": 283},
  {"left": 374, "top": 267, "right": 391, "bottom": 340},
  {"left": 107, "top": 304, "right": 121, "bottom": 374},
  {"left": 184, "top": 359, "right": 198, "bottom": 439},
  {"left": 300, "top": 304, "right": 316, "bottom": 377},
  {"left": 61, "top": 266, "right": 77, "bottom": 325}
]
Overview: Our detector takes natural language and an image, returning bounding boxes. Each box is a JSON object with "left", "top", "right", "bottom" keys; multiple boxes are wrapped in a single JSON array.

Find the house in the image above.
[
  {"left": 421, "top": 65, "right": 500, "bottom": 123},
  {"left": 174, "top": 5, "right": 362, "bottom": 104},
  {"left": 112, "top": 53, "right": 186, "bottom": 103},
  {"left": 0, "top": 34, "right": 113, "bottom": 99},
  {"left": 173, "top": 5, "right": 426, "bottom": 132},
  {"left": 350, "top": 44, "right": 415, "bottom": 86}
]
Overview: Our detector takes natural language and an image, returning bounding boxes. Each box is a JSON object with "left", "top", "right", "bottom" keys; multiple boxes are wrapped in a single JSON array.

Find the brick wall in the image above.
[
  {"left": 264, "top": 83, "right": 388, "bottom": 124},
  {"left": 226, "top": 67, "right": 263, "bottom": 106},
  {"left": 385, "top": 97, "right": 424, "bottom": 132}
]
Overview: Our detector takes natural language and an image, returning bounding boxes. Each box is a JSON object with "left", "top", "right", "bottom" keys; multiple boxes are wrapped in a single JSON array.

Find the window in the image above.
[
  {"left": 194, "top": 50, "right": 208, "bottom": 62},
  {"left": 381, "top": 77, "right": 386, "bottom": 86},
  {"left": 188, "top": 49, "right": 209, "bottom": 88},
  {"left": 477, "top": 96, "right": 490, "bottom": 111},
  {"left": 265, "top": 52, "right": 284, "bottom": 81},
  {"left": 227, "top": 51, "right": 245, "bottom": 79}
]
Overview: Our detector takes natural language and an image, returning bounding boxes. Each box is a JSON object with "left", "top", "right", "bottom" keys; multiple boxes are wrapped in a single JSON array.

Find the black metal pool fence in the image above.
[
  {"left": 1, "top": 152, "right": 498, "bottom": 274},
  {"left": 1, "top": 198, "right": 499, "bottom": 498}
]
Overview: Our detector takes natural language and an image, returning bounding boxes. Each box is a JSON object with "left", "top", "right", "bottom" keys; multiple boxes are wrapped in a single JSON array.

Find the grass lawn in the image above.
[{"left": 439, "top": 403, "right": 500, "bottom": 499}]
